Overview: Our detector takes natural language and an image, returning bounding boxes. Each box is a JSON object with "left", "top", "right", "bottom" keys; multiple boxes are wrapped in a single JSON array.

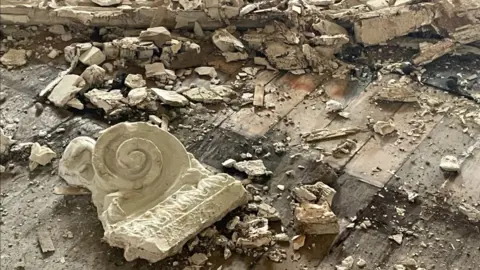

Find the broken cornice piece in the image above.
[{"left": 58, "top": 122, "right": 248, "bottom": 262}]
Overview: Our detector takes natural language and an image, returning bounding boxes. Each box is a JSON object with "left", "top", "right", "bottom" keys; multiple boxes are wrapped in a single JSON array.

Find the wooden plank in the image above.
[
  {"left": 253, "top": 83, "right": 265, "bottom": 107},
  {"left": 344, "top": 103, "right": 444, "bottom": 187},
  {"left": 37, "top": 230, "right": 55, "bottom": 253},
  {"left": 316, "top": 76, "right": 404, "bottom": 170},
  {"left": 253, "top": 70, "right": 279, "bottom": 107},
  {"left": 387, "top": 116, "right": 479, "bottom": 206},
  {"left": 221, "top": 73, "right": 322, "bottom": 137}
]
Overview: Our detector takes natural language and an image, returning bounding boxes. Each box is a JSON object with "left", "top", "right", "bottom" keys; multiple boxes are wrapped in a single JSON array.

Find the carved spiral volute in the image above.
[{"left": 92, "top": 122, "right": 191, "bottom": 192}]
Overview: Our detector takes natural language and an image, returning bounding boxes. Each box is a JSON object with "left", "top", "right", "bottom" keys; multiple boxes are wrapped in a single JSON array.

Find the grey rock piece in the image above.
[
  {"left": 84, "top": 89, "right": 125, "bottom": 113},
  {"left": 233, "top": 159, "right": 271, "bottom": 177},
  {"left": 212, "top": 29, "right": 245, "bottom": 52},
  {"left": 91, "top": 0, "right": 122, "bottom": 6}
]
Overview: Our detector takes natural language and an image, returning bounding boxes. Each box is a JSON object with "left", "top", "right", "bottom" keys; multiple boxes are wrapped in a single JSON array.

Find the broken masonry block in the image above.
[{"left": 58, "top": 122, "right": 248, "bottom": 262}]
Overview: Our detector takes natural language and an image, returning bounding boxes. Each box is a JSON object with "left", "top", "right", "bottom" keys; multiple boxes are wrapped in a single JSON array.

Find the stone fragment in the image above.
[
  {"left": 257, "top": 203, "right": 280, "bottom": 221},
  {"left": 182, "top": 87, "right": 222, "bottom": 103},
  {"left": 357, "top": 258, "right": 367, "bottom": 268},
  {"left": 277, "top": 185, "right": 285, "bottom": 191},
  {"left": 29, "top": 143, "right": 57, "bottom": 171},
  {"left": 84, "top": 89, "right": 125, "bottom": 113},
  {"left": 145, "top": 62, "right": 166, "bottom": 78},
  {"left": 236, "top": 218, "right": 272, "bottom": 249},
  {"left": 373, "top": 120, "right": 396, "bottom": 135},
  {"left": 194, "top": 67, "right": 217, "bottom": 78},
  {"left": 58, "top": 123, "right": 248, "bottom": 262},
  {"left": 325, "top": 99, "right": 343, "bottom": 113},
  {"left": 139, "top": 27, "right": 171, "bottom": 47},
  {"left": 209, "top": 85, "right": 236, "bottom": 98},
  {"left": 222, "top": 158, "right": 237, "bottom": 168},
  {"left": 92, "top": 0, "right": 122, "bottom": 6},
  {"left": 1, "top": 49, "right": 27, "bottom": 67},
  {"left": 0, "top": 128, "right": 16, "bottom": 155},
  {"left": 127, "top": 87, "right": 148, "bottom": 106},
  {"left": 374, "top": 86, "right": 417, "bottom": 103},
  {"left": 48, "top": 25, "right": 66, "bottom": 35},
  {"left": 292, "top": 235, "right": 305, "bottom": 250},
  {"left": 305, "top": 0, "right": 334, "bottom": 5},
  {"left": 458, "top": 203, "right": 480, "bottom": 222},
  {"left": 294, "top": 202, "right": 339, "bottom": 235},
  {"left": 124, "top": 74, "right": 146, "bottom": 89},
  {"left": 79, "top": 47, "right": 106, "bottom": 66},
  {"left": 189, "top": 253, "right": 208, "bottom": 266},
  {"left": 80, "top": 65, "right": 106, "bottom": 87},
  {"left": 264, "top": 42, "right": 308, "bottom": 70},
  {"left": 312, "top": 20, "right": 348, "bottom": 36},
  {"left": 193, "top": 21, "right": 204, "bottom": 37},
  {"left": 47, "top": 49, "right": 60, "bottom": 59},
  {"left": 233, "top": 160, "right": 271, "bottom": 177},
  {"left": 293, "top": 187, "right": 317, "bottom": 203},
  {"left": 61, "top": 33, "right": 73, "bottom": 42},
  {"left": 48, "top": 75, "right": 86, "bottom": 107},
  {"left": 274, "top": 233, "right": 289, "bottom": 242},
  {"left": 389, "top": 233, "right": 403, "bottom": 244},
  {"left": 224, "top": 248, "right": 232, "bottom": 259},
  {"left": 304, "top": 182, "right": 336, "bottom": 206},
  {"left": 338, "top": 256, "right": 354, "bottom": 269},
  {"left": 37, "top": 230, "right": 55, "bottom": 253},
  {"left": 366, "top": 0, "right": 389, "bottom": 10},
  {"left": 67, "top": 98, "right": 84, "bottom": 110},
  {"left": 212, "top": 29, "right": 245, "bottom": 52},
  {"left": 151, "top": 88, "right": 189, "bottom": 107},
  {"left": 222, "top": 52, "right": 249, "bottom": 62},
  {"left": 394, "top": 265, "right": 406, "bottom": 270},
  {"left": 439, "top": 155, "right": 460, "bottom": 172},
  {"left": 102, "top": 42, "right": 119, "bottom": 60}
]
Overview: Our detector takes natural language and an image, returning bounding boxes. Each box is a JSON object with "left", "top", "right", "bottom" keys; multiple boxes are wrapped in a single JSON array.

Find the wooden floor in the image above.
[{"left": 1, "top": 56, "right": 479, "bottom": 270}]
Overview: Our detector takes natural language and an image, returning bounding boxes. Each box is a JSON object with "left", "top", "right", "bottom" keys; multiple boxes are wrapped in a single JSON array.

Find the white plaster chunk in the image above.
[
  {"left": 373, "top": 120, "right": 396, "bottom": 135},
  {"left": 67, "top": 98, "right": 84, "bottom": 110},
  {"left": 125, "top": 74, "right": 146, "bottom": 89},
  {"left": 194, "top": 66, "right": 217, "bottom": 78},
  {"left": 188, "top": 253, "right": 208, "bottom": 265},
  {"left": 233, "top": 159, "right": 271, "bottom": 177},
  {"left": 439, "top": 155, "right": 460, "bottom": 172},
  {"left": 257, "top": 203, "right": 280, "bottom": 221},
  {"left": 325, "top": 99, "right": 343, "bottom": 113},
  {"left": 0, "top": 128, "right": 16, "bottom": 155},
  {"left": 139, "top": 27, "right": 171, "bottom": 47},
  {"left": 84, "top": 89, "right": 125, "bottom": 113},
  {"left": 127, "top": 87, "right": 148, "bottom": 106},
  {"left": 151, "top": 88, "right": 189, "bottom": 107},
  {"left": 29, "top": 143, "right": 56, "bottom": 171},
  {"left": 58, "top": 122, "right": 248, "bottom": 262},
  {"left": 48, "top": 74, "right": 86, "bottom": 107},
  {"left": 48, "top": 25, "right": 66, "bottom": 35},
  {"left": 92, "top": 0, "right": 122, "bottom": 7},
  {"left": 294, "top": 202, "right": 339, "bottom": 235},
  {"left": 1, "top": 49, "right": 27, "bottom": 67},
  {"left": 79, "top": 47, "right": 106, "bottom": 66},
  {"left": 81, "top": 65, "right": 106, "bottom": 87},
  {"left": 293, "top": 187, "right": 317, "bottom": 203},
  {"left": 240, "top": 3, "right": 257, "bottom": 16},
  {"left": 236, "top": 218, "right": 272, "bottom": 248},
  {"left": 212, "top": 29, "right": 245, "bottom": 52}
]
